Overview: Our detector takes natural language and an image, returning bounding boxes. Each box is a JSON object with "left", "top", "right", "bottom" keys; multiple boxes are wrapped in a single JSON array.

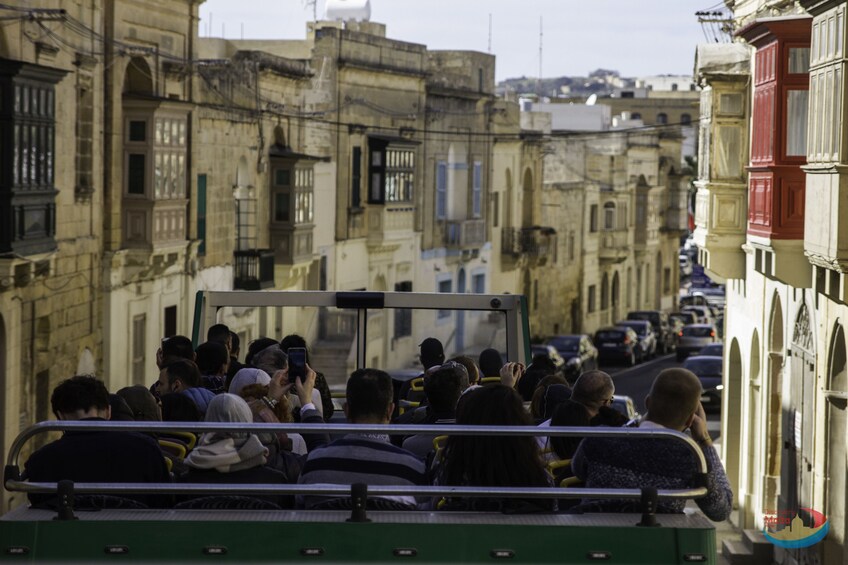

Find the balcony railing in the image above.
[
  {"left": 501, "top": 227, "right": 556, "bottom": 260},
  {"left": 599, "top": 230, "right": 629, "bottom": 262},
  {"left": 233, "top": 249, "right": 275, "bottom": 290},
  {"left": 445, "top": 219, "right": 486, "bottom": 249}
]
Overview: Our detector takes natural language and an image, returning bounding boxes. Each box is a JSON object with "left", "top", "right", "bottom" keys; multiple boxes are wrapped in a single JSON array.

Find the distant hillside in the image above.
[{"left": 497, "top": 69, "right": 634, "bottom": 98}]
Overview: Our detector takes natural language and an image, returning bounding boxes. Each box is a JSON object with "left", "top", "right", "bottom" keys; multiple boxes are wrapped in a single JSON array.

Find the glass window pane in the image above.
[
  {"left": 789, "top": 48, "right": 811, "bottom": 73},
  {"left": 156, "top": 119, "right": 164, "bottom": 145},
  {"left": 786, "top": 90, "right": 809, "bottom": 156},
  {"left": 154, "top": 153, "right": 163, "bottom": 198},
  {"left": 162, "top": 120, "right": 171, "bottom": 145},
  {"left": 275, "top": 191, "right": 290, "bottom": 222},
  {"left": 129, "top": 120, "right": 146, "bottom": 142},
  {"left": 128, "top": 154, "right": 146, "bottom": 194},
  {"left": 719, "top": 93, "right": 743, "bottom": 115},
  {"left": 275, "top": 168, "right": 290, "bottom": 186}
]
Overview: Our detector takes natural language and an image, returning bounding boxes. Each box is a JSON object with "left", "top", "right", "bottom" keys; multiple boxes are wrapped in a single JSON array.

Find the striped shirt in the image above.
[{"left": 297, "top": 433, "right": 427, "bottom": 509}]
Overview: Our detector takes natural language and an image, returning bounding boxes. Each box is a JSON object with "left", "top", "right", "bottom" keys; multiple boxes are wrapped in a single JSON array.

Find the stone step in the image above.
[
  {"left": 721, "top": 540, "right": 754, "bottom": 565},
  {"left": 742, "top": 529, "right": 773, "bottom": 564}
]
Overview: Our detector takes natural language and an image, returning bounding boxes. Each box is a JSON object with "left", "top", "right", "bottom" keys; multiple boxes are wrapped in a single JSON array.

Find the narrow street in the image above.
[{"left": 603, "top": 354, "right": 722, "bottom": 440}]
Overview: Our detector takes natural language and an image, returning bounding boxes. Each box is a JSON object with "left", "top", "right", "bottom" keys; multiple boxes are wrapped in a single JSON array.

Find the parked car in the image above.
[
  {"left": 681, "top": 305, "right": 714, "bottom": 325},
  {"left": 593, "top": 326, "right": 640, "bottom": 366},
  {"left": 627, "top": 310, "right": 675, "bottom": 354},
  {"left": 545, "top": 334, "right": 598, "bottom": 380},
  {"left": 611, "top": 395, "right": 641, "bottom": 423},
  {"left": 669, "top": 311, "right": 698, "bottom": 327},
  {"left": 530, "top": 344, "right": 566, "bottom": 373},
  {"left": 676, "top": 324, "right": 719, "bottom": 361},
  {"left": 679, "top": 294, "right": 709, "bottom": 309},
  {"left": 683, "top": 355, "right": 723, "bottom": 411},
  {"left": 615, "top": 319, "right": 657, "bottom": 361},
  {"left": 679, "top": 255, "right": 694, "bottom": 277},
  {"left": 699, "top": 343, "right": 724, "bottom": 357}
]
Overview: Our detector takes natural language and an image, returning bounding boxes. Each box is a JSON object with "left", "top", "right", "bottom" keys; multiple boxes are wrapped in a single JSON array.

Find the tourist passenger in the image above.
[
  {"left": 156, "top": 335, "right": 195, "bottom": 369},
  {"left": 298, "top": 368, "right": 427, "bottom": 509},
  {"left": 516, "top": 354, "right": 557, "bottom": 401},
  {"left": 157, "top": 359, "right": 216, "bottom": 417},
  {"left": 117, "top": 385, "right": 161, "bottom": 422},
  {"left": 108, "top": 394, "right": 135, "bottom": 421},
  {"left": 280, "top": 334, "right": 334, "bottom": 420},
  {"left": 450, "top": 355, "right": 480, "bottom": 387},
  {"left": 225, "top": 331, "right": 244, "bottom": 388},
  {"left": 402, "top": 364, "right": 464, "bottom": 458},
  {"left": 436, "top": 385, "right": 554, "bottom": 512},
  {"left": 478, "top": 348, "right": 503, "bottom": 382},
  {"left": 195, "top": 341, "right": 229, "bottom": 394},
  {"left": 529, "top": 375, "right": 571, "bottom": 424},
  {"left": 23, "top": 376, "right": 169, "bottom": 508},
  {"left": 571, "top": 368, "right": 733, "bottom": 521},
  {"left": 177, "top": 393, "right": 291, "bottom": 509},
  {"left": 252, "top": 344, "right": 324, "bottom": 419},
  {"left": 244, "top": 337, "right": 279, "bottom": 367},
  {"left": 160, "top": 392, "right": 201, "bottom": 422}
]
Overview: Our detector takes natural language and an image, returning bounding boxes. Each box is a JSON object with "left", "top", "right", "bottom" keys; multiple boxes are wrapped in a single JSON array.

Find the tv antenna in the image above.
[{"left": 303, "top": 0, "right": 318, "bottom": 21}]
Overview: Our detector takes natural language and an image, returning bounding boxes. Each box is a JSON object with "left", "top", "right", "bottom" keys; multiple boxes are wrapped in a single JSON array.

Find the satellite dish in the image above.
[{"left": 585, "top": 94, "right": 597, "bottom": 106}]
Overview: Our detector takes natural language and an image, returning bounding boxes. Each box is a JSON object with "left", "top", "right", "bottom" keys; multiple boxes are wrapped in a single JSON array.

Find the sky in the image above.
[{"left": 198, "top": 0, "right": 721, "bottom": 82}]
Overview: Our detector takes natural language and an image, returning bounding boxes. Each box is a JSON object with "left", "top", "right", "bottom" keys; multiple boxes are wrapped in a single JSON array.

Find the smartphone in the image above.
[{"left": 288, "top": 347, "right": 307, "bottom": 383}]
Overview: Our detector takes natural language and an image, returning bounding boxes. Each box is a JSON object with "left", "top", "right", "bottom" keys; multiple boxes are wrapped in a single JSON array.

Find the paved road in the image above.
[{"left": 601, "top": 353, "right": 722, "bottom": 439}]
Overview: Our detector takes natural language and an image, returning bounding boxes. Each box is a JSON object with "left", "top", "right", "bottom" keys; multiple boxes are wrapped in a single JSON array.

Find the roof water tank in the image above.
[{"left": 325, "top": 0, "right": 371, "bottom": 22}]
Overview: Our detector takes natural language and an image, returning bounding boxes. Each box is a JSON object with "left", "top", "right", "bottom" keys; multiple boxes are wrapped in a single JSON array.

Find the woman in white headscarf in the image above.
[{"left": 178, "top": 393, "right": 290, "bottom": 508}]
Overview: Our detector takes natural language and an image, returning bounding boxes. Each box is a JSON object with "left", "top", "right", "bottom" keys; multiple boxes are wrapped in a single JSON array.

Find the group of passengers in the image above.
[{"left": 21, "top": 329, "right": 731, "bottom": 520}]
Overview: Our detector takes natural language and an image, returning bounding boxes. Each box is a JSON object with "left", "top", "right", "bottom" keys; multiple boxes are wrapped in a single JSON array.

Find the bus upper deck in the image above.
[{"left": 3, "top": 420, "right": 718, "bottom": 564}]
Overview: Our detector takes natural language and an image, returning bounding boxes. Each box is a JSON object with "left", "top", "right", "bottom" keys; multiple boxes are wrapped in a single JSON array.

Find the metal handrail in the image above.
[{"left": 5, "top": 421, "right": 710, "bottom": 501}]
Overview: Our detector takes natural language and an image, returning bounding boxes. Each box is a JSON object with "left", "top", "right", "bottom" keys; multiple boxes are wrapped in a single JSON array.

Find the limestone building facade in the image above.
[{"left": 696, "top": 0, "right": 848, "bottom": 562}]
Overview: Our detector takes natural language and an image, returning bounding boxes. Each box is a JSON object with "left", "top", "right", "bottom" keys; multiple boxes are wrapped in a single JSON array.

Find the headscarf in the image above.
[
  {"left": 184, "top": 394, "right": 268, "bottom": 473},
  {"left": 228, "top": 367, "right": 271, "bottom": 396}
]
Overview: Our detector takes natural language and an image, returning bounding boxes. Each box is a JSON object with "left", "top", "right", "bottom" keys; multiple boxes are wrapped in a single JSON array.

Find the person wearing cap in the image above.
[{"left": 419, "top": 337, "right": 445, "bottom": 370}]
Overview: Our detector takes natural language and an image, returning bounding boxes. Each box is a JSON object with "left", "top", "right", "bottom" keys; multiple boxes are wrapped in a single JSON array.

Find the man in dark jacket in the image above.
[
  {"left": 23, "top": 376, "right": 169, "bottom": 508},
  {"left": 157, "top": 360, "right": 216, "bottom": 417}
]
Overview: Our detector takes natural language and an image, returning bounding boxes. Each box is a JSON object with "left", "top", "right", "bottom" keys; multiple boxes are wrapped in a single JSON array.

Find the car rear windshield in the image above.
[
  {"left": 684, "top": 358, "right": 722, "bottom": 376},
  {"left": 683, "top": 326, "right": 713, "bottom": 337},
  {"left": 548, "top": 337, "right": 579, "bottom": 351},
  {"left": 596, "top": 331, "right": 624, "bottom": 341},
  {"left": 628, "top": 312, "right": 657, "bottom": 324}
]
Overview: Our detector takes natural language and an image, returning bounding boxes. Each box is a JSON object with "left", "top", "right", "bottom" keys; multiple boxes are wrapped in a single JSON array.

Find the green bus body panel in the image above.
[{"left": 0, "top": 511, "right": 716, "bottom": 564}]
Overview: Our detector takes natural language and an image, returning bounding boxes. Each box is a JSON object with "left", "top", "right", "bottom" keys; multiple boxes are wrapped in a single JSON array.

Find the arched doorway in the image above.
[
  {"left": 765, "top": 294, "right": 784, "bottom": 513},
  {"left": 456, "top": 269, "right": 466, "bottom": 355},
  {"left": 744, "top": 330, "right": 761, "bottom": 528},
  {"left": 825, "top": 324, "right": 847, "bottom": 563},
  {"left": 725, "top": 339, "right": 743, "bottom": 507},
  {"left": 783, "top": 300, "right": 816, "bottom": 540},
  {"left": 522, "top": 168, "right": 534, "bottom": 227},
  {"left": 611, "top": 272, "right": 620, "bottom": 322}
]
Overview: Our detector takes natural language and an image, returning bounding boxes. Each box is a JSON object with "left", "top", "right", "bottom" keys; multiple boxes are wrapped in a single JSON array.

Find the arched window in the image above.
[
  {"left": 681, "top": 113, "right": 692, "bottom": 126},
  {"left": 631, "top": 112, "right": 642, "bottom": 120},
  {"left": 656, "top": 113, "right": 668, "bottom": 125},
  {"left": 603, "top": 202, "right": 616, "bottom": 230}
]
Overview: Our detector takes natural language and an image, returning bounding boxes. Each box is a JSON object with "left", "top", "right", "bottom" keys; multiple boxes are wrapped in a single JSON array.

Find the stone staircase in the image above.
[
  {"left": 309, "top": 340, "right": 354, "bottom": 391},
  {"left": 721, "top": 529, "right": 773, "bottom": 565}
]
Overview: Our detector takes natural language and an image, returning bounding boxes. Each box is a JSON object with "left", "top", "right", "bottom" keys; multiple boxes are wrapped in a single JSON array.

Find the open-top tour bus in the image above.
[{"left": 2, "top": 291, "right": 718, "bottom": 564}]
